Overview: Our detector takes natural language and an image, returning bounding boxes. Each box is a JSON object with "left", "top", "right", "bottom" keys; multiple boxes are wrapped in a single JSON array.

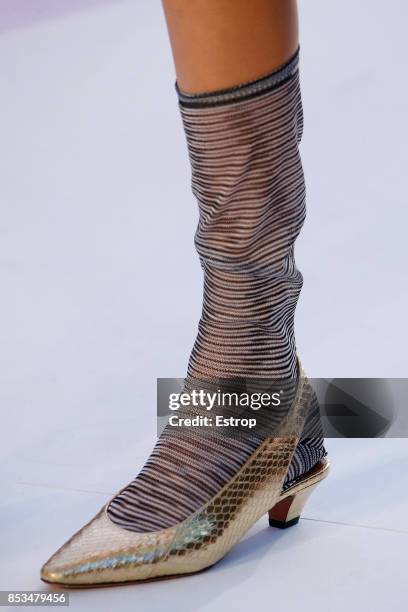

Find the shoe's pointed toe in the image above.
[
  {"left": 40, "top": 509, "right": 176, "bottom": 586},
  {"left": 40, "top": 564, "right": 66, "bottom": 586}
]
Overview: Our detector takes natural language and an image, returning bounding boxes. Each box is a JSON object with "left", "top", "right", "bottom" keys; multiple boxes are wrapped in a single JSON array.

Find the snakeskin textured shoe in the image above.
[{"left": 41, "top": 365, "right": 329, "bottom": 586}]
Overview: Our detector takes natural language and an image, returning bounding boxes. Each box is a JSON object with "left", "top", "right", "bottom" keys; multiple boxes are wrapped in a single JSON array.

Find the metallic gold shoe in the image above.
[{"left": 41, "top": 366, "right": 329, "bottom": 587}]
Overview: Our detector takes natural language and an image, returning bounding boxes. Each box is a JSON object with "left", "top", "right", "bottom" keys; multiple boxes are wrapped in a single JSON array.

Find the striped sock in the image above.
[{"left": 107, "top": 50, "right": 326, "bottom": 532}]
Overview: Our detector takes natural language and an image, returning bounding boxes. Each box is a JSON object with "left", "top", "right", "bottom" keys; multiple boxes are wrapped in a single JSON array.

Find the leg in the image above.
[
  {"left": 162, "top": 0, "right": 299, "bottom": 93},
  {"left": 165, "top": 0, "right": 304, "bottom": 382},
  {"left": 41, "top": 0, "right": 327, "bottom": 585},
  {"left": 107, "top": 0, "right": 325, "bottom": 530}
]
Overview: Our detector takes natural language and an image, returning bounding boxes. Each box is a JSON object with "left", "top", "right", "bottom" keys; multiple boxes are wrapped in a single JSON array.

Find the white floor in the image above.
[
  {"left": 1, "top": 1, "right": 408, "bottom": 611},
  {"left": 2, "top": 438, "right": 408, "bottom": 611}
]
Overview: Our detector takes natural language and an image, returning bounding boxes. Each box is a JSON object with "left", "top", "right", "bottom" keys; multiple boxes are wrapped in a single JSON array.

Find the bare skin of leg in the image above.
[{"left": 161, "top": 0, "right": 299, "bottom": 94}]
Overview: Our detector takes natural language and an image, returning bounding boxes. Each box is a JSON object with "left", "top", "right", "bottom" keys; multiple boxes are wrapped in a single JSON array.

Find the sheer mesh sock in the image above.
[{"left": 107, "top": 50, "right": 326, "bottom": 532}]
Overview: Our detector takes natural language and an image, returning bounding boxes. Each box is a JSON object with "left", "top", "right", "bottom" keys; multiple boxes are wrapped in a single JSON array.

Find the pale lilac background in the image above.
[{"left": 0, "top": 0, "right": 127, "bottom": 32}]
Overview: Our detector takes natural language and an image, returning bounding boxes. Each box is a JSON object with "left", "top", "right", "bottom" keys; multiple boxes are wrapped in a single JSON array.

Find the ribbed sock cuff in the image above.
[{"left": 176, "top": 47, "right": 300, "bottom": 108}]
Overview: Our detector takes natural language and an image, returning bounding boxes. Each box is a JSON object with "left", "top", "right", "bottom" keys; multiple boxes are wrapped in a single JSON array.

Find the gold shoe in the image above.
[{"left": 41, "top": 366, "right": 329, "bottom": 586}]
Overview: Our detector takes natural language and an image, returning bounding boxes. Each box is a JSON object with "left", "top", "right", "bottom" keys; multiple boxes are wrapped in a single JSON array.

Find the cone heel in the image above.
[{"left": 268, "top": 482, "right": 320, "bottom": 529}]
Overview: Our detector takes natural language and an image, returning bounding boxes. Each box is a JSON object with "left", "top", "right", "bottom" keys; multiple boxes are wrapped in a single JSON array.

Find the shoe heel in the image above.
[{"left": 268, "top": 483, "right": 318, "bottom": 529}]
